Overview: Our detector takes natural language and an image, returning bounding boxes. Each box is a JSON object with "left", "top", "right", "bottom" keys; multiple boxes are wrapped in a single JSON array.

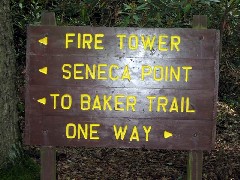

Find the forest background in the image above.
[{"left": 0, "top": 0, "right": 239, "bottom": 179}]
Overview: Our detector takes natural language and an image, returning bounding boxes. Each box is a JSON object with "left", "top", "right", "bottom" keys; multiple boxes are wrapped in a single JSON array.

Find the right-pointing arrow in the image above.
[
  {"left": 164, "top": 130, "right": 173, "bottom": 139},
  {"left": 39, "top": 67, "right": 48, "bottom": 75},
  {"left": 37, "top": 98, "right": 46, "bottom": 105}
]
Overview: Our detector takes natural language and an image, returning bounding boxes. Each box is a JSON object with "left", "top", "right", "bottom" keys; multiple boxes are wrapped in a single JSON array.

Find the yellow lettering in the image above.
[
  {"left": 147, "top": 96, "right": 156, "bottom": 112},
  {"left": 103, "top": 95, "right": 112, "bottom": 111},
  {"left": 126, "top": 96, "right": 136, "bottom": 111},
  {"left": 85, "top": 64, "right": 96, "bottom": 79},
  {"left": 158, "top": 35, "right": 168, "bottom": 51},
  {"left": 130, "top": 126, "right": 139, "bottom": 141},
  {"left": 78, "top": 33, "right": 81, "bottom": 48},
  {"left": 80, "top": 94, "right": 91, "bottom": 110},
  {"left": 143, "top": 126, "right": 151, "bottom": 141},
  {"left": 186, "top": 97, "right": 195, "bottom": 113},
  {"left": 165, "top": 66, "right": 169, "bottom": 81},
  {"left": 121, "top": 65, "right": 131, "bottom": 80},
  {"left": 92, "top": 95, "right": 101, "bottom": 110},
  {"left": 83, "top": 34, "right": 93, "bottom": 49},
  {"left": 90, "top": 124, "right": 100, "bottom": 140},
  {"left": 113, "top": 125, "right": 128, "bottom": 140},
  {"left": 128, "top": 34, "right": 138, "bottom": 50},
  {"left": 61, "top": 94, "right": 72, "bottom": 110},
  {"left": 62, "top": 64, "right": 72, "bottom": 79},
  {"left": 141, "top": 65, "right": 152, "bottom": 80},
  {"left": 116, "top": 34, "right": 126, "bottom": 50},
  {"left": 94, "top": 34, "right": 104, "bottom": 49},
  {"left": 141, "top": 35, "right": 155, "bottom": 50},
  {"left": 171, "top": 35, "right": 180, "bottom": 51},
  {"left": 170, "top": 66, "right": 180, "bottom": 82},
  {"left": 109, "top": 64, "right": 119, "bottom": 80},
  {"left": 50, "top": 94, "right": 59, "bottom": 109},
  {"left": 115, "top": 95, "right": 125, "bottom": 111},
  {"left": 157, "top": 96, "right": 168, "bottom": 112},
  {"left": 98, "top": 64, "right": 107, "bottom": 80},
  {"left": 181, "top": 97, "right": 185, "bottom": 112},
  {"left": 169, "top": 97, "right": 178, "bottom": 112},
  {"left": 77, "top": 124, "right": 88, "bottom": 139},
  {"left": 65, "top": 33, "right": 75, "bottom": 49},
  {"left": 74, "top": 64, "right": 84, "bottom": 79},
  {"left": 66, "top": 123, "right": 76, "bottom": 138},
  {"left": 153, "top": 66, "right": 164, "bottom": 81},
  {"left": 182, "top": 66, "right": 192, "bottom": 82}
]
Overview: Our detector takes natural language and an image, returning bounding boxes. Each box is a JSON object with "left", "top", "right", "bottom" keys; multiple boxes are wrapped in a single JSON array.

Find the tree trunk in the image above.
[{"left": 0, "top": 0, "right": 21, "bottom": 168}]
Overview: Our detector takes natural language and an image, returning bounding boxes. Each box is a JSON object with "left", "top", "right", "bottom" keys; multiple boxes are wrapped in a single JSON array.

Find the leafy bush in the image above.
[
  {"left": 0, "top": 156, "right": 40, "bottom": 180},
  {"left": 11, "top": 0, "right": 239, "bottom": 110}
]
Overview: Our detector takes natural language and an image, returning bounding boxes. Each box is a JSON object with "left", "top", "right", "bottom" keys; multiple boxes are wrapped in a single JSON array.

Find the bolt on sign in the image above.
[{"left": 25, "top": 26, "right": 220, "bottom": 150}]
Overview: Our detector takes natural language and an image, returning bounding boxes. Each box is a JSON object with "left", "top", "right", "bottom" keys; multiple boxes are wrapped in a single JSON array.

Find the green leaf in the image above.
[
  {"left": 149, "top": 2, "right": 159, "bottom": 9},
  {"left": 209, "top": 0, "right": 220, "bottom": 2},
  {"left": 183, "top": 3, "right": 191, "bottom": 14},
  {"left": 121, "top": 16, "right": 130, "bottom": 26},
  {"left": 133, "top": 14, "right": 140, "bottom": 22},
  {"left": 123, "top": 3, "right": 132, "bottom": 11},
  {"left": 136, "top": 3, "right": 148, "bottom": 11},
  {"left": 19, "top": 3, "right": 23, "bottom": 9}
]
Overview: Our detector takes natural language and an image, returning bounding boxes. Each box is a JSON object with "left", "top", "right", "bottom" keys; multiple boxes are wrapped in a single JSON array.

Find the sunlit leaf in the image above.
[
  {"left": 209, "top": 0, "right": 220, "bottom": 2},
  {"left": 183, "top": 3, "right": 191, "bottom": 14},
  {"left": 123, "top": 3, "right": 132, "bottom": 11},
  {"left": 136, "top": 3, "right": 148, "bottom": 11},
  {"left": 133, "top": 14, "right": 140, "bottom": 22},
  {"left": 19, "top": 3, "right": 23, "bottom": 9}
]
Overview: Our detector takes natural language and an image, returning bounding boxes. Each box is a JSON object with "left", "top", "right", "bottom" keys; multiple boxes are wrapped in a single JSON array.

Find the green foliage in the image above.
[
  {"left": 11, "top": 0, "right": 240, "bottom": 108},
  {"left": 8, "top": 143, "right": 23, "bottom": 164},
  {"left": 0, "top": 156, "right": 40, "bottom": 180}
]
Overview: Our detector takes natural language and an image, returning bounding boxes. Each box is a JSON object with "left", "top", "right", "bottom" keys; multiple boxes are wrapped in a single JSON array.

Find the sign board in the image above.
[{"left": 25, "top": 26, "right": 219, "bottom": 150}]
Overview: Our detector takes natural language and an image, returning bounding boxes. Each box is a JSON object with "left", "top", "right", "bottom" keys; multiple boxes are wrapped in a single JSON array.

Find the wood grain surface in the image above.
[{"left": 25, "top": 26, "right": 219, "bottom": 150}]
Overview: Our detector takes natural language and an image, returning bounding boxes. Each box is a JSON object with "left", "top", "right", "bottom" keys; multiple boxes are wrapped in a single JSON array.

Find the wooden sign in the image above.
[{"left": 25, "top": 26, "right": 219, "bottom": 150}]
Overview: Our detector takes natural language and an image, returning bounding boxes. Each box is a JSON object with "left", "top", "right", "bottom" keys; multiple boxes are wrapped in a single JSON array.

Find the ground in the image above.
[{"left": 23, "top": 101, "right": 240, "bottom": 180}]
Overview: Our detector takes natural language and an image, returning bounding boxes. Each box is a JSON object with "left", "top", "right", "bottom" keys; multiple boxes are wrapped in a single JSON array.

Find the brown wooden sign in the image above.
[{"left": 25, "top": 26, "right": 219, "bottom": 150}]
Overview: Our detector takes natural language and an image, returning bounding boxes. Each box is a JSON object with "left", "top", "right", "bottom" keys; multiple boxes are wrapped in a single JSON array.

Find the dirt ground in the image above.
[{"left": 25, "top": 102, "right": 240, "bottom": 179}]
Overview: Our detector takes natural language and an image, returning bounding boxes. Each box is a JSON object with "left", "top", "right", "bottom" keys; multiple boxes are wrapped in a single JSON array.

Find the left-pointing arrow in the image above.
[
  {"left": 39, "top": 67, "right": 48, "bottom": 75},
  {"left": 37, "top": 98, "right": 46, "bottom": 105},
  {"left": 38, "top": 37, "right": 48, "bottom": 45}
]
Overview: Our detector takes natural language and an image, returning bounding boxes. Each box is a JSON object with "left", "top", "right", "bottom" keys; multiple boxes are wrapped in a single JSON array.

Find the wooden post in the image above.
[
  {"left": 40, "top": 11, "right": 57, "bottom": 180},
  {"left": 41, "top": 146, "right": 56, "bottom": 180},
  {"left": 192, "top": 15, "right": 207, "bottom": 29},
  {"left": 187, "top": 151, "right": 203, "bottom": 180},
  {"left": 187, "top": 15, "right": 207, "bottom": 180}
]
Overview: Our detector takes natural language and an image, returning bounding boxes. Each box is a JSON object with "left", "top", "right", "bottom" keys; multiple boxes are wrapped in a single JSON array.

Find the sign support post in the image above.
[
  {"left": 187, "top": 15, "right": 208, "bottom": 180},
  {"left": 39, "top": 11, "right": 57, "bottom": 180}
]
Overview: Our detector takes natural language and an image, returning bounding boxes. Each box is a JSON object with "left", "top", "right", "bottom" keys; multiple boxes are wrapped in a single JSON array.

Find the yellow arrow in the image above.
[
  {"left": 164, "top": 130, "right": 173, "bottom": 139},
  {"left": 39, "top": 67, "right": 48, "bottom": 75},
  {"left": 38, "top": 37, "right": 48, "bottom": 45},
  {"left": 37, "top": 98, "right": 46, "bottom": 105}
]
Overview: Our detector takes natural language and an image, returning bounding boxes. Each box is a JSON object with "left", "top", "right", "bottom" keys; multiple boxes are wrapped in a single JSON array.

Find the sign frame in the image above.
[{"left": 25, "top": 15, "right": 219, "bottom": 151}]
